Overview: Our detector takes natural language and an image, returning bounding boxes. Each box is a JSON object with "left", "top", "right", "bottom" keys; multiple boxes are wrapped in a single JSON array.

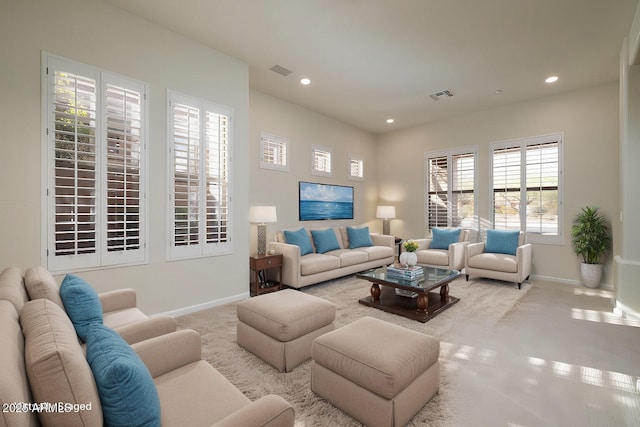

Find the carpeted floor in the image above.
[{"left": 176, "top": 275, "right": 533, "bottom": 426}]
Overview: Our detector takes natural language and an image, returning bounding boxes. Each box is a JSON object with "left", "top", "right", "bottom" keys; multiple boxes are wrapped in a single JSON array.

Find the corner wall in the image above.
[
  {"left": 248, "top": 90, "right": 378, "bottom": 251},
  {"left": 376, "top": 83, "right": 620, "bottom": 284},
  {"left": 0, "top": 0, "right": 250, "bottom": 314}
]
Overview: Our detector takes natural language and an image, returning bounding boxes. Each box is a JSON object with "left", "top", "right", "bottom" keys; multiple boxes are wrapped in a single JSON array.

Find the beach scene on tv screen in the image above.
[{"left": 299, "top": 182, "right": 354, "bottom": 220}]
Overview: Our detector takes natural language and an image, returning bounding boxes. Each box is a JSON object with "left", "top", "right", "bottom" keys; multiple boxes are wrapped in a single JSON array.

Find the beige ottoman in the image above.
[
  {"left": 237, "top": 289, "right": 336, "bottom": 372},
  {"left": 311, "top": 316, "right": 440, "bottom": 427}
]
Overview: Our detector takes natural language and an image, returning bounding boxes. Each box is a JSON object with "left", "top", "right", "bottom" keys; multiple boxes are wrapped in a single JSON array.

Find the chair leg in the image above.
[
  {"left": 517, "top": 282, "right": 521, "bottom": 290},
  {"left": 465, "top": 274, "right": 469, "bottom": 281}
]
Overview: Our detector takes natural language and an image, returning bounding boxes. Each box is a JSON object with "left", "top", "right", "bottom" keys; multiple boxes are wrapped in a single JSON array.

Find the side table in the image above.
[{"left": 249, "top": 253, "right": 283, "bottom": 296}]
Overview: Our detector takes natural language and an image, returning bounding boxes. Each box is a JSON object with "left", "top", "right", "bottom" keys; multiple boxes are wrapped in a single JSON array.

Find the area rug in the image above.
[{"left": 176, "top": 275, "right": 531, "bottom": 426}]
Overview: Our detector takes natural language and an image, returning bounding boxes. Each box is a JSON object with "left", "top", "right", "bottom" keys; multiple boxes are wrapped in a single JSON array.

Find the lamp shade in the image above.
[
  {"left": 376, "top": 206, "right": 396, "bottom": 219},
  {"left": 249, "top": 206, "right": 277, "bottom": 223}
]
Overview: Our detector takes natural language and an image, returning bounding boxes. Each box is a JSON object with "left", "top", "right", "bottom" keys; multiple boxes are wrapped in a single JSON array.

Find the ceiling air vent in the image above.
[
  {"left": 270, "top": 65, "right": 293, "bottom": 77},
  {"left": 429, "top": 90, "right": 454, "bottom": 101}
]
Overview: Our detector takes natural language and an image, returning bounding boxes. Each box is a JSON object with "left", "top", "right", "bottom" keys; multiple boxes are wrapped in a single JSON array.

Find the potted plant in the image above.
[
  {"left": 399, "top": 240, "right": 419, "bottom": 267},
  {"left": 570, "top": 206, "right": 611, "bottom": 288}
]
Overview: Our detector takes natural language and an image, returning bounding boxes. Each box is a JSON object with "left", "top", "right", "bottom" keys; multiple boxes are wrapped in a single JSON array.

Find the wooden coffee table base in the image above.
[{"left": 359, "top": 284, "right": 459, "bottom": 323}]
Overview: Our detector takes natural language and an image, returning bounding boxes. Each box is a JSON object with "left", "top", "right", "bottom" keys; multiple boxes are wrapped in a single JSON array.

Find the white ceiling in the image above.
[{"left": 104, "top": 0, "right": 638, "bottom": 134}]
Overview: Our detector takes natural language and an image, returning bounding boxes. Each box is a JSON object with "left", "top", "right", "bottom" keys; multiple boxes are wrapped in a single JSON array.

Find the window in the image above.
[
  {"left": 348, "top": 154, "right": 364, "bottom": 181},
  {"left": 260, "top": 132, "right": 288, "bottom": 171},
  {"left": 43, "top": 54, "right": 148, "bottom": 272},
  {"left": 491, "top": 133, "right": 562, "bottom": 243},
  {"left": 168, "top": 91, "right": 232, "bottom": 260},
  {"left": 425, "top": 147, "right": 477, "bottom": 232},
  {"left": 312, "top": 145, "right": 332, "bottom": 176}
]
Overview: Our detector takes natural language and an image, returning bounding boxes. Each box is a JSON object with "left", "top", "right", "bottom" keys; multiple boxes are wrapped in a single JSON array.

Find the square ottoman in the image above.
[
  {"left": 311, "top": 316, "right": 440, "bottom": 427},
  {"left": 237, "top": 289, "right": 336, "bottom": 372}
]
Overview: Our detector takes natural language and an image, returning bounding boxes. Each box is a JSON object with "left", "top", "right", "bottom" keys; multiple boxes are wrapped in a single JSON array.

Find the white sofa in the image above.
[
  {"left": 268, "top": 226, "right": 395, "bottom": 289},
  {"left": 406, "top": 229, "right": 470, "bottom": 270}
]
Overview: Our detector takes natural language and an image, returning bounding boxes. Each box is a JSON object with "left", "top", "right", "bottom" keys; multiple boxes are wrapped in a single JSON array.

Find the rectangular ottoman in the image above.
[
  {"left": 311, "top": 316, "right": 440, "bottom": 427},
  {"left": 237, "top": 289, "right": 336, "bottom": 372}
]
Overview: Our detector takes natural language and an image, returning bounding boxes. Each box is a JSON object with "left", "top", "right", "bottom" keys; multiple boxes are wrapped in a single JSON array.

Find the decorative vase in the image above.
[
  {"left": 580, "top": 263, "right": 603, "bottom": 288},
  {"left": 399, "top": 251, "right": 418, "bottom": 267}
]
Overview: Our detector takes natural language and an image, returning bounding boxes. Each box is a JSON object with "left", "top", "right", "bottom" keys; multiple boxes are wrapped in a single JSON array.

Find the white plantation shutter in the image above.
[
  {"left": 425, "top": 148, "right": 476, "bottom": 232},
  {"left": 491, "top": 134, "right": 562, "bottom": 243},
  {"left": 44, "top": 54, "right": 147, "bottom": 272},
  {"left": 312, "top": 145, "right": 332, "bottom": 176},
  {"left": 169, "top": 92, "right": 232, "bottom": 259},
  {"left": 102, "top": 76, "right": 145, "bottom": 265},
  {"left": 260, "top": 132, "right": 288, "bottom": 171},
  {"left": 349, "top": 154, "right": 364, "bottom": 180}
]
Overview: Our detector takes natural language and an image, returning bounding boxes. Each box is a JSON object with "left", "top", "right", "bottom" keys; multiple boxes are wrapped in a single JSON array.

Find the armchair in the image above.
[
  {"left": 464, "top": 230, "right": 532, "bottom": 289},
  {"left": 405, "top": 228, "right": 470, "bottom": 270}
]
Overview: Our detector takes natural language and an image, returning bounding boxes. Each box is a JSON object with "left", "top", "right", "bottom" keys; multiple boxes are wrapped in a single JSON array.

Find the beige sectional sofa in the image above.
[
  {"left": 0, "top": 266, "right": 295, "bottom": 427},
  {"left": 268, "top": 226, "right": 395, "bottom": 289}
]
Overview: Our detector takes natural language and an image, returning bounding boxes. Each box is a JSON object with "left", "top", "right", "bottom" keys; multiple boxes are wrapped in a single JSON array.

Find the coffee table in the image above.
[{"left": 356, "top": 265, "right": 460, "bottom": 323}]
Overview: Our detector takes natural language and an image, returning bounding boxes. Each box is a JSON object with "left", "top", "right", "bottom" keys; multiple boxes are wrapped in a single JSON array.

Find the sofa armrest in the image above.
[
  {"left": 449, "top": 241, "right": 469, "bottom": 271},
  {"left": 115, "top": 315, "right": 177, "bottom": 345},
  {"left": 268, "top": 242, "right": 301, "bottom": 287},
  {"left": 465, "top": 242, "right": 485, "bottom": 262},
  {"left": 517, "top": 243, "right": 533, "bottom": 278},
  {"left": 212, "top": 394, "right": 295, "bottom": 427},
  {"left": 99, "top": 288, "right": 137, "bottom": 313},
  {"left": 370, "top": 233, "right": 394, "bottom": 249},
  {"left": 131, "top": 329, "right": 202, "bottom": 378}
]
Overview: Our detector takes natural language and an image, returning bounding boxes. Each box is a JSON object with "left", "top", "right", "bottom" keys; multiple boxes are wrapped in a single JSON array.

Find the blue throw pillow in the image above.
[
  {"left": 430, "top": 228, "right": 461, "bottom": 250},
  {"left": 284, "top": 228, "right": 314, "bottom": 255},
  {"left": 59, "top": 274, "right": 103, "bottom": 341},
  {"left": 484, "top": 230, "right": 520, "bottom": 256},
  {"left": 86, "top": 324, "right": 161, "bottom": 427},
  {"left": 311, "top": 229, "right": 341, "bottom": 254},
  {"left": 347, "top": 226, "right": 373, "bottom": 249}
]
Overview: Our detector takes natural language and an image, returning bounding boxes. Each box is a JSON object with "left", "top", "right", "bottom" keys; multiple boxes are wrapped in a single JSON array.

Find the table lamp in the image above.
[
  {"left": 376, "top": 206, "right": 396, "bottom": 236},
  {"left": 249, "top": 205, "right": 277, "bottom": 255}
]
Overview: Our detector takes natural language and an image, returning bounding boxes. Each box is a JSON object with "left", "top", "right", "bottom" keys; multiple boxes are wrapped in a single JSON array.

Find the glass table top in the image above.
[{"left": 357, "top": 264, "right": 460, "bottom": 292}]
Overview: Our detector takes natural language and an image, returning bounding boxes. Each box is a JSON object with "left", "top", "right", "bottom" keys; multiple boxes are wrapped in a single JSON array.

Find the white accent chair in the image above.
[
  {"left": 464, "top": 231, "right": 532, "bottom": 289},
  {"left": 405, "top": 228, "right": 470, "bottom": 271}
]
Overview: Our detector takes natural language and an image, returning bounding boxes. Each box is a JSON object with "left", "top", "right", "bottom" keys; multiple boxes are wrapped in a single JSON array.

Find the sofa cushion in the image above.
[
  {"left": 24, "top": 265, "right": 64, "bottom": 308},
  {"left": 311, "top": 228, "right": 341, "bottom": 254},
  {"left": 468, "top": 252, "right": 518, "bottom": 273},
  {"left": 346, "top": 226, "right": 373, "bottom": 248},
  {"left": 284, "top": 227, "right": 314, "bottom": 255},
  {"left": 485, "top": 229, "right": 520, "bottom": 256},
  {"left": 353, "top": 245, "right": 394, "bottom": 261},
  {"left": 300, "top": 253, "right": 341, "bottom": 276},
  {"left": 416, "top": 248, "right": 449, "bottom": 266},
  {"left": 327, "top": 249, "right": 369, "bottom": 267},
  {"left": 430, "top": 228, "right": 461, "bottom": 250},
  {"left": 0, "top": 266, "right": 29, "bottom": 312},
  {"left": 20, "top": 299, "right": 103, "bottom": 427},
  {"left": 86, "top": 323, "right": 161, "bottom": 427},
  {"left": 59, "top": 274, "right": 104, "bottom": 341}
]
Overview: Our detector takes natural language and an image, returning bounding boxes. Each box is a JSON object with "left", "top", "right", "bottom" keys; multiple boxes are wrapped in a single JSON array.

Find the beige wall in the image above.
[
  {"left": 249, "top": 90, "right": 378, "bottom": 252},
  {"left": 0, "top": 0, "right": 250, "bottom": 314},
  {"left": 376, "top": 83, "right": 620, "bottom": 285}
]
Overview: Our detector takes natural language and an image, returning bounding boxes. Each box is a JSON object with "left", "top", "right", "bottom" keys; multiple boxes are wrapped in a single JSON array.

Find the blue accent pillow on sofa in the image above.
[
  {"left": 484, "top": 229, "right": 520, "bottom": 256},
  {"left": 59, "top": 274, "right": 103, "bottom": 341},
  {"left": 284, "top": 228, "right": 314, "bottom": 255},
  {"left": 347, "top": 226, "right": 373, "bottom": 249},
  {"left": 311, "top": 229, "right": 341, "bottom": 254},
  {"left": 86, "top": 324, "right": 161, "bottom": 427},
  {"left": 430, "top": 228, "right": 461, "bottom": 250}
]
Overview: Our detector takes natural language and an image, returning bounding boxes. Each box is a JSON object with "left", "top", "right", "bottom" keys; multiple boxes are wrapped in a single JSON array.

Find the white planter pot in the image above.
[
  {"left": 399, "top": 251, "right": 418, "bottom": 267},
  {"left": 580, "top": 263, "right": 603, "bottom": 288}
]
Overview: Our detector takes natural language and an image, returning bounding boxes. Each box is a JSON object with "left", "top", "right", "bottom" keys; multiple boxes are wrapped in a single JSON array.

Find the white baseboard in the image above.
[
  {"left": 530, "top": 274, "right": 613, "bottom": 290},
  {"left": 158, "top": 291, "right": 249, "bottom": 317},
  {"left": 613, "top": 300, "right": 640, "bottom": 321}
]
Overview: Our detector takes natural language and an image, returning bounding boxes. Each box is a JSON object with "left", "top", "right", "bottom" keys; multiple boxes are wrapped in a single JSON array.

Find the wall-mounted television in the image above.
[{"left": 299, "top": 181, "right": 354, "bottom": 221}]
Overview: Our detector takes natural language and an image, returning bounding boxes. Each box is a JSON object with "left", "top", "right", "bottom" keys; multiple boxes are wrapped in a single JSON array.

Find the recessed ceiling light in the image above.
[
  {"left": 386, "top": 118, "right": 395, "bottom": 124},
  {"left": 545, "top": 76, "right": 559, "bottom": 83},
  {"left": 300, "top": 78, "right": 311, "bottom": 85}
]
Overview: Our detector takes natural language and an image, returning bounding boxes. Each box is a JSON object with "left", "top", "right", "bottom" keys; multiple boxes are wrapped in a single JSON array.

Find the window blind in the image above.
[
  {"left": 260, "top": 132, "right": 288, "bottom": 170},
  {"left": 312, "top": 145, "right": 332, "bottom": 176}
]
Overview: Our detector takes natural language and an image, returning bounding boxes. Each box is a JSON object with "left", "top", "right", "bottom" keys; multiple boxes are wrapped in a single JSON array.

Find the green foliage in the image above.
[
  {"left": 571, "top": 206, "right": 611, "bottom": 264},
  {"left": 403, "top": 240, "right": 419, "bottom": 252}
]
